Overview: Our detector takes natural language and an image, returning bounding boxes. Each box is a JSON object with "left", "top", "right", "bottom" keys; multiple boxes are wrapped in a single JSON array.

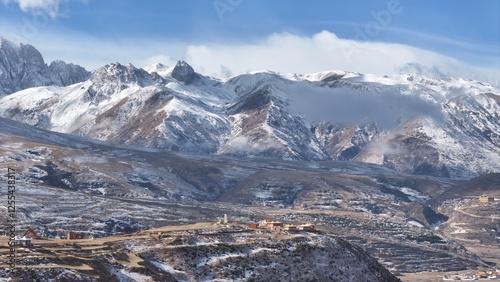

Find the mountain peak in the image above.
[
  {"left": 0, "top": 37, "right": 45, "bottom": 66},
  {"left": 0, "top": 37, "right": 14, "bottom": 49},
  {"left": 48, "top": 60, "right": 90, "bottom": 86},
  {"left": 151, "top": 62, "right": 168, "bottom": 69},
  {"left": 0, "top": 37, "right": 24, "bottom": 51},
  {"left": 143, "top": 62, "right": 171, "bottom": 77},
  {"left": 89, "top": 62, "right": 162, "bottom": 97},
  {"left": 0, "top": 37, "right": 89, "bottom": 96},
  {"left": 171, "top": 60, "right": 199, "bottom": 84},
  {"left": 92, "top": 63, "right": 153, "bottom": 84}
]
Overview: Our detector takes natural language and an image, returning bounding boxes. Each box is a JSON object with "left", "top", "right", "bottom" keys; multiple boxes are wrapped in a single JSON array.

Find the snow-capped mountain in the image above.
[
  {"left": 0, "top": 41, "right": 498, "bottom": 178},
  {"left": 0, "top": 37, "right": 89, "bottom": 96}
]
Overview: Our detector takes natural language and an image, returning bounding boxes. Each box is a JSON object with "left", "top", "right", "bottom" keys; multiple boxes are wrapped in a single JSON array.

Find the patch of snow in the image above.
[
  {"left": 407, "top": 220, "right": 424, "bottom": 228},
  {"left": 63, "top": 155, "right": 108, "bottom": 164},
  {"left": 120, "top": 268, "right": 152, "bottom": 282},
  {"left": 151, "top": 260, "right": 187, "bottom": 275}
]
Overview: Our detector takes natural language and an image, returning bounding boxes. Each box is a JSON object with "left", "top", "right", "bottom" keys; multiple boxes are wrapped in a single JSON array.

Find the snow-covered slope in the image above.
[
  {"left": 0, "top": 62, "right": 233, "bottom": 154},
  {"left": 0, "top": 41, "right": 498, "bottom": 178},
  {"left": 0, "top": 37, "right": 90, "bottom": 96}
]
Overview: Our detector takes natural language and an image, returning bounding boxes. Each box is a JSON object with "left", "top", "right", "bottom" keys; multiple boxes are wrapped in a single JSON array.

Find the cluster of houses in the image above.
[
  {"left": 443, "top": 269, "right": 500, "bottom": 280},
  {"left": 249, "top": 220, "right": 316, "bottom": 232},
  {"left": 7, "top": 231, "right": 86, "bottom": 247}
]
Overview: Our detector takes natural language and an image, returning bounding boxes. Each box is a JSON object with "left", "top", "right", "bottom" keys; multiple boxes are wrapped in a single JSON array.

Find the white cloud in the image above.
[
  {"left": 1, "top": 0, "right": 85, "bottom": 18},
  {"left": 184, "top": 31, "right": 499, "bottom": 86}
]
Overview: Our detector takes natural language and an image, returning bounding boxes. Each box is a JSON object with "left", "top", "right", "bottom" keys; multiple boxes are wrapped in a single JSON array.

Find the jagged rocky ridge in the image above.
[
  {"left": 0, "top": 37, "right": 90, "bottom": 96},
  {"left": 0, "top": 40, "right": 498, "bottom": 179}
]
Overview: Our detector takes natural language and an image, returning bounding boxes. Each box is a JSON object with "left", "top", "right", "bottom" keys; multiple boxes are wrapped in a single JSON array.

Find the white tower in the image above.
[{"left": 224, "top": 214, "right": 228, "bottom": 224}]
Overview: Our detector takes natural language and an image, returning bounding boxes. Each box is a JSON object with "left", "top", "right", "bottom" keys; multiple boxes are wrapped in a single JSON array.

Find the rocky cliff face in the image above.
[
  {"left": 48, "top": 60, "right": 91, "bottom": 87},
  {"left": 171, "top": 60, "right": 200, "bottom": 84},
  {"left": 0, "top": 37, "right": 90, "bottom": 96}
]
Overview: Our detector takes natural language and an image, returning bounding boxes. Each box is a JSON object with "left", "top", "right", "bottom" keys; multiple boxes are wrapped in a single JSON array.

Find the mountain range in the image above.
[
  {"left": 1, "top": 38, "right": 499, "bottom": 280},
  {"left": 0, "top": 37, "right": 498, "bottom": 180}
]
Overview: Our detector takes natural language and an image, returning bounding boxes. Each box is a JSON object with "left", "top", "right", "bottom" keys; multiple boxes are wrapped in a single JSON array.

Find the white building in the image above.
[{"left": 14, "top": 236, "right": 32, "bottom": 246}]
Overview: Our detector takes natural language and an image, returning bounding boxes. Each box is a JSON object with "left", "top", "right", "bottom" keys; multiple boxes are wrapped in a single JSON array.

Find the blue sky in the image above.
[{"left": 0, "top": 0, "right": 498, "bottom": 80}]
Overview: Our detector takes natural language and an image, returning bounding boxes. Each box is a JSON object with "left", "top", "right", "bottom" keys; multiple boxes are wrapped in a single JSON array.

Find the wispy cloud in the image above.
[
  {"left": 1, "top": 0, "right": 86, "bottom": 18},
  {"left": 384, "top": 26, "right": 500, "bottom": 55}
]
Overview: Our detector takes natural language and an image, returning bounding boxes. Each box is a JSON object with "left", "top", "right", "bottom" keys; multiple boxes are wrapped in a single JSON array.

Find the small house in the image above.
[
  {"left": 266, "top": 221, "right": 283, "bottom": 229},
  {"left": 67, "top": 232, "right": 85, "bottom": 240},
  {"left": 480, "top": 195, "right": 495, "bottom": 203},
  {"left": 297, "top": 224, "right": 316, "bottom": 232},
  {"left": 14, "top": 236, "right": 32, "bottom": 246}
]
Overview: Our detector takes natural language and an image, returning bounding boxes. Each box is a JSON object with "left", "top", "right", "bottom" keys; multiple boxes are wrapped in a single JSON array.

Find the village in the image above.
[
  {"left": 249, "top": 220, "right": 316, "bottom": 232},
  {"left": 6, "top": 229, "right": 89, "bottom": 247},
  {"left": 214, "top": 214, "right": 318, "bottom": 232},
  {"left": 3, "top": 214, "right": 317, "bottom": 248},
  {"left": 0, "top": 216, "right": 328, "bottom": 281},
  {"left": 2, "top": 205, "right": 498, "bottom": 281},
  {"left": 442, "top": 269, "right": 500, "bottom": 280}
]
